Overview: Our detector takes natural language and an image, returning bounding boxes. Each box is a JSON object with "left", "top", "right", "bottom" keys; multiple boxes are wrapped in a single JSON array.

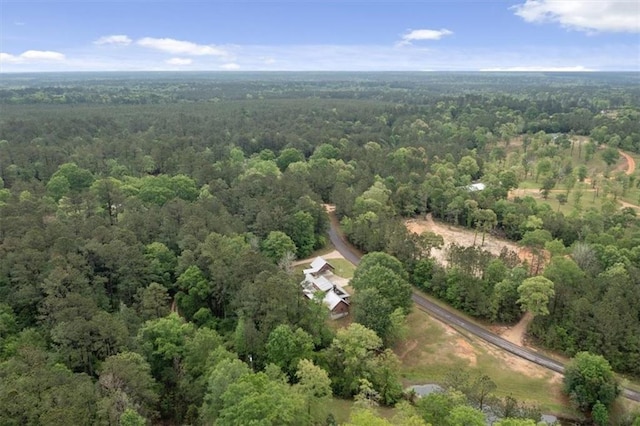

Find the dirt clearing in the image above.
[
  {"left": 619, "top": 150, "right": 636, "bottom": 176},
  {"left": 405, "top": 214, "right": 523, "bottom": 266}
]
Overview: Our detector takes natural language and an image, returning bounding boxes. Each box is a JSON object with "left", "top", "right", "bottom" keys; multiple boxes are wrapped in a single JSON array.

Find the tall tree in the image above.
[
  {"left": 265, "top": 325, "right": 314, "bottom": 378},
  {"left": 294, "top": 359, "right": 332, "bottom": 424},
  {"left": 517, "top": 276, "right": 555, "bottom": 317},
  {"left": 563, "top": 352, "right": 619, "bottom": 413}
]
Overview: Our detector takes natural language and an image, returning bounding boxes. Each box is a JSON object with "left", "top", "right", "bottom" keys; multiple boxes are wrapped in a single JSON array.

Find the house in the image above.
[
  {"left": 467, "top": 182, "right": 486, "bottom": 192},
  {"left": 301, "top": 256, "right": 350, "bottom": 319},
  {"left": 303, "top": 256, "right": 336, "bottom": 277},
  {"left": 323, "top": 291, "right": 350, "bottom": 320}
]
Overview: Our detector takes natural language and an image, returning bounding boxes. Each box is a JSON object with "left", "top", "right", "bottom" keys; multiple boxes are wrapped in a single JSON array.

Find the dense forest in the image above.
[{"left": 0, "top": 72, "right": 639, "bottom": 425}]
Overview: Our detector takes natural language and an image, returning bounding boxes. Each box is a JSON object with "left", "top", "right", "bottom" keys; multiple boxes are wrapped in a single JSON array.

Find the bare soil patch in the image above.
[
  {"left": 419, "top": 312, "right": 558, "bottom": 380},
  {"left": 619, "top": 199, "right": 640, "bottom": 211},
  {"left": 397, "top": 339, "right": 419, "bottom": 360},
  {"left": 292, "top": 249, "right": 346, "bottom": 266},
  {"left": 405, "top": 214, "right": 522, "bottom": 266},
  {"left": 619, "top": 150, "right": 636, "bottom": 176},
  {"left": 500, "top": 312, "right": 533, "bottom": 346}
]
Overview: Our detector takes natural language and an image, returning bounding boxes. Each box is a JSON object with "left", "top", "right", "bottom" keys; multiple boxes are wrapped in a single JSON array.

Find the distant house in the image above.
[
  {"left": 301, "top": 256, "right": 350, "bottom": 320},
  {"left": 467, "top": 182, "right": 486, "bottom": 192}
]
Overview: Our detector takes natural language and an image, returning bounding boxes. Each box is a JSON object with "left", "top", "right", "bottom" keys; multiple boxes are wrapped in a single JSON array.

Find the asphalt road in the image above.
[{"left": 326, "top": 215, "right": 640, "bottom": 403}]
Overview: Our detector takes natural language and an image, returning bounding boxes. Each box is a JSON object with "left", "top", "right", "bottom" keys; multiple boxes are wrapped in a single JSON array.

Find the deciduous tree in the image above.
[{"left": 563, "top": 352, "right": 619, "bottom": 412}]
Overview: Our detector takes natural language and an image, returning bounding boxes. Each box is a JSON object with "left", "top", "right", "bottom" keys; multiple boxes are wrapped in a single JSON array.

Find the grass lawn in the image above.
[
  {"left": 295, "top": 257, "right": 356, "bottom": 280},
  {"left": 514, "top": 180, "right": 609, "bottom": 216},
  {"left": 395, "top": 308, "right": 577, "bottom": 417},
  {"left": 322, "top": 398, "right": 395, "bottom": 424},
  {"left": 328, "top": 258, "right": 356, "bottom": 279}
]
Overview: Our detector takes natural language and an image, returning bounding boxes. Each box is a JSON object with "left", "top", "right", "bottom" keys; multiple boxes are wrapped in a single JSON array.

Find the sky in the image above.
[{"left": 1, "top": 0, "right": 639, "bottom": 72}]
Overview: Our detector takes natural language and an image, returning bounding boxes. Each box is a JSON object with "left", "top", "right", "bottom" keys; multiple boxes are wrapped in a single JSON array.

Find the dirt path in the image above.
[
  {"left": 292, "top": 249, "right": 346, "bottom": 266},
  {"left": 618, "top": 199, "right": 640, "bottom": 211},
  {"left": 500, "top": 312, "right": 533, "bottom": 346},
  {"left": 620, "top": 150, "right": 636, "bottom": 176}
]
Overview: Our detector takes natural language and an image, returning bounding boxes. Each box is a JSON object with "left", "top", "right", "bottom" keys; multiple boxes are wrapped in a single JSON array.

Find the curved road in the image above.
[{"left": 326, "top": 214, "right": 640, "bottom": 403}]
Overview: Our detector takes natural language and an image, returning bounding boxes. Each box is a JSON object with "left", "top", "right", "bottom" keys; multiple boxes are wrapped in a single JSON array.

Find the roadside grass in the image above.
[
  {"left": 396, "top": 308, "right": 576, "bottom": 417},
  {"left": 620, "top": 376, "right": 640, "bottom": 393}
]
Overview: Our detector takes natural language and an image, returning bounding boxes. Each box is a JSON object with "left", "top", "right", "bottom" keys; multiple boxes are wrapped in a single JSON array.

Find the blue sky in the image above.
[{"left": 1, "top": 0, "right": 639, "bottom": 72}]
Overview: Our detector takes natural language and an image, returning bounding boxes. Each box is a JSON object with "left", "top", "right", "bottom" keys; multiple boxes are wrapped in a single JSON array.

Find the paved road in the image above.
[{"left": 326, "top": 215, "right": 640, "bottom": 403}]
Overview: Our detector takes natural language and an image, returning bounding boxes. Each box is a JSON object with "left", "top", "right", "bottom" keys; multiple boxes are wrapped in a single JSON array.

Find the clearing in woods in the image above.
[
  {"left": 405, "top": 214, "right": 530, "bottom": 266},
  {"left": 396, "top": 309, "right": 569, "bottom": 414},
  {"left": 404, "top": 215, "right": 542, "bottom": 346}
]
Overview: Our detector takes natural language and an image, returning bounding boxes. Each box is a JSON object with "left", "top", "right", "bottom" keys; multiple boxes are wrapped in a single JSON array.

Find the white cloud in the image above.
[
  {"left": 399, "top": 28, "right": 453, "bottom": 45},
  {"left": 1, "top": 42, "right": 637, "bottom": 72},
  {"left": 94, "top": 35, "right": 132, "bottom": 46},
  {"left": 137, "top": 37, "right": 226, "bottom": 56},
  {"left": 1, "top": 50, "right": 65, "bottom": 63},
  {"left": 480, "top": 65, "right": 595, "bottom": 72},
  {"left": 220, "top": 62, "right": 240, "bottom": 70},
  {"left": 166, "top": 57, "right": 192, "bottom": 65},
  {"left": 512, "top": 0, "right": 640, "bottom": 33}
]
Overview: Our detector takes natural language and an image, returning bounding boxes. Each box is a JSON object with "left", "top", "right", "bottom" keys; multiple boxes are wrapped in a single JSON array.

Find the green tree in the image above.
[
  {"left": 286, "top": 210, "right": 317, "bottom": 258},
  {"left": 217, "top": 372, "right": 305, "bottom": 426},
  {"left": 310, "top": 143, "right": 340, "bottom": 160},
  {"left": 0, "top": 345, "right": 97, "bottom": 425},
  {"left": 200, "top": 357, "right": 251, "bottom": 422},
  {"left": 277, "top": 147, "right": 305, "bottom": 171},
  {"left": 470, "top": 374, "right": 497, "bottom": 410},
  {"left": 175, "top": 265, "right": 210, "bottom": 320},
  {"left": 353, "top": 251, "right": 408, "bottom": 281},
  {"left": 591, "top": 401, "right": 609, "bottom": 426},
  {"left": 601, "top": 147, "right": 620, "bottom": 167},
  {"left": 576, "top": 165, "right": 588, "bottom": 182},
  {"left": 265, "top": 325, "right": 314, "bottom": 378},
  {"left": 445, "top": 405, "right": 486, "bottom": 426},
  {"left": 490, "top": 267, "right": 527, "bottom": 323},
  {"left": 50, "top": 162, "right": 94, "bottom": 192},
  {"left": 520, "top": 229, "right": 552, "bottom": 274},
  {"left": 261, "top": 231, "right": 297, "bottom": 263},
  {"left": 91, "top": 177, "right": 124, "bottom": 225},
  {"left": 344, "top": 409, "right": 393, "bottom": 426},
  {"left": 370, "top": 349, "right": 404, "bottom": 406},
  {"left": 351, "top": 260, "right": 412, "bottom": 314},
  {"left": 97, "top": 351, "right": 159, "bottom": 424},
  {"left": 144, "top": 242, "right": 177, "bottom": 288},
  {"left": 327, "top": 323, "right": 382, "bottom": 397},
  {"left": 517, "top": 276, "right": 555, "bottom": 317},
  {"left": 137, "top": 313, "right": 195, "bottom": 419},
  {"left": 46, "top": 175, "right": 71, "bottom": 201},
  {"left": 136, "top": 282, "right": 171, "bottom": 321},
  {"left": 119, "top": 409, "right": 147, "bottom": 426},
  {"left": 473, "top": 208, "right": 497, "bottom": 246},
  {"left": 563, "top": 352, "right": 619, "bottom": 412},
  {"left": 294, "top": 359, "right": 332, "bottom": 424},
  {"left": 457, "top": 156, "right": 479, "bottom": 178},
  {"left": 352, "top": 287, "right": 394, "bottom": 341}
]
